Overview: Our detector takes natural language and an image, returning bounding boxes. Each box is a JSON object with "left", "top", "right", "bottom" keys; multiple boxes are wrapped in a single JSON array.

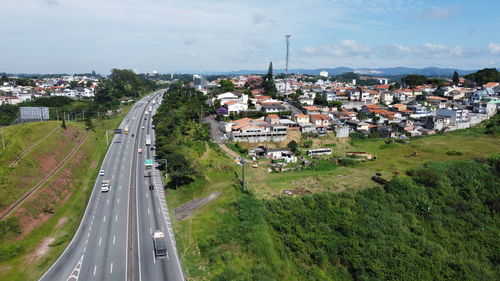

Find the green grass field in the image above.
[
  {"left": 245, "top": 132, "right": 500, "bottom": 198},
  {"left": 0, "top": 109, "right": 129, "bottom": 280}
]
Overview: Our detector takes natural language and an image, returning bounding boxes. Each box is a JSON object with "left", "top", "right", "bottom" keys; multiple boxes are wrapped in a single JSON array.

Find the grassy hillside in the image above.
[
  {"left": 166, "top": 114, "right": 500, "bottom": 281},
  {"left": 169, "top": 153, "right": 500, "bottom": 280},
  {"left": 0, "top": 109, "right": 128, "bottom": 280},
  {"left": 0, "top": 121, "right": 85, "bottom": 211}
]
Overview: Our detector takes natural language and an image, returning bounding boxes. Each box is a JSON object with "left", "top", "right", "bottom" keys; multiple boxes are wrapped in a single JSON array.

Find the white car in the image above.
[
  {"left": 101, "top": 184, "right": 109, "bottom": 192},
  {"left": 101, "top": 180, "right": 110, "bottom": 192},
  {"left": 99, "top": 170, "right": 105, "bottom": 176}
]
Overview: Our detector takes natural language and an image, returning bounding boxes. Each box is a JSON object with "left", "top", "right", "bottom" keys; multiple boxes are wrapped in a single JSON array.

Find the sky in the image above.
[{"left": 1, "top": 0, "right": 499, "bottom": 74}]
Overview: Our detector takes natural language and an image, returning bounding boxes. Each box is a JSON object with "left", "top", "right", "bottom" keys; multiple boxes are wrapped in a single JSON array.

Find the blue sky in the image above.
[{"left": 1, "top": 0, "right": 499, "bottom": 73}]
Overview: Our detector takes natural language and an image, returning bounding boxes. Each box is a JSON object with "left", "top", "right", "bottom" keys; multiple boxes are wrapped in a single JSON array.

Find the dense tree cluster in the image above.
[
  {"left": 153, "top": 83, "right": 210, "bottom": 188},
  {"left": 465, "top": 68, "right": 500, "bottom": 85},
  {"left": 206, "top": 159, "right": 500, "bottom": 280}
]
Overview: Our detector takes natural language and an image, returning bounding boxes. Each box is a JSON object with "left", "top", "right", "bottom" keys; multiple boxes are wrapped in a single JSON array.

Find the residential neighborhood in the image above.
[
  {"left": 0, "top": 74, "right": 98, "bottom": 105},
  {"left": 202, "top": 73, "right": 499, "bottom": 145}
]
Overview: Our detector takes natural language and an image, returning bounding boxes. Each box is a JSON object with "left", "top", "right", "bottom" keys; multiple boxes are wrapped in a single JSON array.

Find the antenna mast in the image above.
[{"left": 285, "top": 34, "right": 291, "bottom": 95}]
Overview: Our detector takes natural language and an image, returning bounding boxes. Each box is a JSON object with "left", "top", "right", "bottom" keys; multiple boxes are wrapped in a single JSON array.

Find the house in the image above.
[
  {"left": 473, "top": 100, "right": 498, "bottom": 116},
  {"left": 436, "top": 108, "right": 469, "bottom": 124},
  {"left": 303, "top": 106, "right": 320, "bottom": 115},
  {"left": 266, "top": 148, "right": 293, "bottom": 160},
  {"left": 224, "top": 101, "right": 248, "bottom": 115},
  {"left": 0, "top": 95, "right": 22, "bottom": 105},
  {"left": 265, "top": 114, "right": 280, "bottom": 125},
  {"left": 261, "top": 104, "right": 286, "bottom": 113},
  {"left": 310, "top": 114, "right": 330, "bottom": 127},
  {"left": 293, "top": 113, "right": 310, "bottom": 124},
  {"left": 379, "top": 91, "right": 394, "bottom": 104},
  {"left": 322, "top": 91, "right": 337, "bottom": 102},
  {"left": 227, "top": 118, "right": 287, "bottom": 143}
]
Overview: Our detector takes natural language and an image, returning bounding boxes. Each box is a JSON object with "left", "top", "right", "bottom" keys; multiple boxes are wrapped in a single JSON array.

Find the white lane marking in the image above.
[
  {"left": 146, "top": 193, "right": 148, "bottom": 198},
  {"left": 99, "top": 237, "right": 102, "bottom": 246},
  {"left": 107, "top": 199, "right": 109, "bottom": 205},
  {"left": 110, "top": 262, "right": 113, "bottom": 274},
  {"left": 150, "top": 227, "right": 152, "bottom": 235},
  {"left": 103, "top": 216, "right": 106, "bottom": 223},
  {"left": 115, "top": 214, "right": 118, "bottom": 222},
  {"left": 157, "top": 207, "right": 160, "bottom": 214},
  {"left": 152, "top": 250, "right": 156, "bottom": 264},
  {"left": 114, "top": 165, "right": 117, "bottom": 170},
  {"left": 117, "top": 198, "right": 120, "bottom": 204},
  {"left": 85, "top": 239, "right": 88, "bottom": 246},
  {"left": 119, "top": 185, "right": 122, "bottom": 190},
  {"left": 93, "top": 265, "right": 97, "bottom": 276},
  {"left": 113, "top": 236, "right": 116, "bottom": 244},
  {"left": 89, "top": 226, "right": 92, "bottom": 232},
  {"left": 147, "top": 208, "right": 150, "bottom": 215},
  {"left": 83, "top": 246, "right": 86, "bottom": 253}
]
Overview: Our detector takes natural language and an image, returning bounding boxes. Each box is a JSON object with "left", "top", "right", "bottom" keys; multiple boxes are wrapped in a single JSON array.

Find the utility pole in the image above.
[
  {"left": 1, "top": 131, "right": 5, "bottom": 149},
  {"left": 83, "top": 110, "right": 85, "bottom": 120},
  {"left": 239, "top": 159, "right": 246, "bottom": 192},
  {"left": 105, "top": 130, "right": 109, "bottom": 146}
]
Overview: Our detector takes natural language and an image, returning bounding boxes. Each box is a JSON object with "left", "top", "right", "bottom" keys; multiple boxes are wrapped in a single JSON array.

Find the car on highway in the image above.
[
  {"left": 99, "top": 170, "right": 105, "bottom": 176},
  {"left": 101, "top": 180, "right": 110, "bottom": 192},
  {"left": 138, "top": 148, "right": 143, "bottom": 154},
  {"left": 142, "top": 126, "right": 145, "bottom": 129},
  {"left": 149, "top": 184, "right": 154, "bottom": 190}
]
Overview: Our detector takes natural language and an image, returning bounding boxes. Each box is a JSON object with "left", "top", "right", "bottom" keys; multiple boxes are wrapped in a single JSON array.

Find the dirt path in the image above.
[
  {"left": 0, "top": 131, "right": 88, "bottom": 221},
  {"left": 174, "top": 191, "right": 221, "bottom": 220},
  {"left": 218, "top": 143, "right": 240, "bottom": 158},
  {"left": 9, "top": 126, "right": 60, "bottom": 168}
]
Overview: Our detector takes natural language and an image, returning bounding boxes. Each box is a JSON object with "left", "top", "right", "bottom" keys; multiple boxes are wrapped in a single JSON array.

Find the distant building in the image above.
[{"left": 319, "top": 71, "right": 329, "bottom": 77}]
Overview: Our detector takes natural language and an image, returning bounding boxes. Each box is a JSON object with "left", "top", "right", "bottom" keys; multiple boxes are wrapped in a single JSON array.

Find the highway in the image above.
[{"left": 39, "top": 91, "right": 184, "bottom": 281}]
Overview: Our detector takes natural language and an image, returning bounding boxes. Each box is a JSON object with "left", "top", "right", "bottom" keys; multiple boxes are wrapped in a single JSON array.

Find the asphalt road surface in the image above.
[{"left": 39, "top": 91, "right": 184, "bottom": 281}]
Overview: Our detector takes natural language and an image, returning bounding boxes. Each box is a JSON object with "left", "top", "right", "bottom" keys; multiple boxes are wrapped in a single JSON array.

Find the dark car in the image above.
[{"left": 149, "top": 184, "right": 154, "bottom": 190}]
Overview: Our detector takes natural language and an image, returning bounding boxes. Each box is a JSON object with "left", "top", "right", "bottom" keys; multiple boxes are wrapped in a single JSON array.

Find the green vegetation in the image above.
[
  {"left": 153, "top": 82, "right": 210, "bottom": 188},
  {"left": 170, "top": 154, "right": 500, "bottom": 280},
  {"left": 402, "top": 74, "right": 445, "bottom": 88},
  {"left": 465, "top": 68, "right": 500, "bottom": 84},
  {"left": 262, "top": 62, "right": 278, "bottom": 98}
]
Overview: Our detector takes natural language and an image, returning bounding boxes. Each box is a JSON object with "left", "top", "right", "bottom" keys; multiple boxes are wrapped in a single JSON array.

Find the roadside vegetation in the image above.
[{"left": 0, "top": 69, "right": 158, "bottom": 280}]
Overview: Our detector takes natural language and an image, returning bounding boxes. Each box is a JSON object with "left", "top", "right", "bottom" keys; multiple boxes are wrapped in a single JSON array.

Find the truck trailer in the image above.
[{"left": 153, "top": 231, "right": 167, "bottom": 257}]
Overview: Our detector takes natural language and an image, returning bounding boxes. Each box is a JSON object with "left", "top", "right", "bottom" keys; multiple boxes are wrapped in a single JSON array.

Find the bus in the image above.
[{"left": 307, "top": 148, "right": 332, "bottom": 156}]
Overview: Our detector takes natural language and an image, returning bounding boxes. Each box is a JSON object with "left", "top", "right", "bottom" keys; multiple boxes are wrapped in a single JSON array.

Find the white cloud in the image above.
[
  {"left": 301, "top": 41, "right": 479, "bottom": 60},
  {"left": 300, "top": 40, "right": 371, "bottom": 57},
  {"left": 489, "top": 43, "right": 500, "bottom": 55},
  {"left": 415, "top": 6, "right": 460, "bottom": 20}
]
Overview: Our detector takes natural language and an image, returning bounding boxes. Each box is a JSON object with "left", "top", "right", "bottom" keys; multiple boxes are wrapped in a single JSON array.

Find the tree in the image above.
[
  {"left": 85, "top": 117, "right": 94, "bottom": 130},
  {"left": 329, "top": 100, "right": 343, "bottom": 110},
  {"left": 452, "top": 71, "right": 460, "bottom": 85},
  {"left": 166, "top": 153, "right": 195, "bottom": 188},
  {"left": 219, "top": 79, "right": 234, "bottom": 92},
  {"left": 389, "top": 83, "right": 401, "bottom": 90},
  {"left": 465, "top": 68, "right": 500, "bottom": 84},
  {"left": 61, "top": 118, "right": 67, "bottom": 130},
  {"left": 314, "top": 95, "right": 328, "bottom": 106},
  {"left": 287, "top": 140, "right": 299, "bottom": 155},
  {"left": 357, "top": 111, "right": 367, "bottom": 120},
  {"left": 262, "top": 62, "right": 278, "bottom": 98}
]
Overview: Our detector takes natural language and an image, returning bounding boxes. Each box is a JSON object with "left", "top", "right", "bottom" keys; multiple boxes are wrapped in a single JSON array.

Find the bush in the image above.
[
  {"left": 446, "top": 150, "right": 463, "bottom": 156},
  {"left": 338, "top": 158, "right": 359, "bottom": 167}
]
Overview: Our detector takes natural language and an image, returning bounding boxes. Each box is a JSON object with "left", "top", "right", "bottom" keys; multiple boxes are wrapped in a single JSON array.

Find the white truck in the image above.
[
  {"left": 145, "top": 135, "right": 151, "bottom": 146},
  {"left": 153, "top": 231, "right": 167, "bottom": 257}
]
